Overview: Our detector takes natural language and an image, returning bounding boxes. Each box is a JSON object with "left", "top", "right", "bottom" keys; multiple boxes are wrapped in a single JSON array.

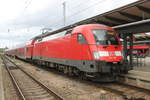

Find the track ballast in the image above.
[{"left": 1, "top": 55, "right": 64, "bottom": 100}]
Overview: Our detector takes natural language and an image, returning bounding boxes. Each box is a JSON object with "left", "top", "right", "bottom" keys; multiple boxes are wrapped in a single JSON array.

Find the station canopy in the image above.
[
  {"left": 36, "top": 0, "right": 150, "bottom": 41},
  {"left": 134, "top": 33, "right": 150, "bottom": 41}
]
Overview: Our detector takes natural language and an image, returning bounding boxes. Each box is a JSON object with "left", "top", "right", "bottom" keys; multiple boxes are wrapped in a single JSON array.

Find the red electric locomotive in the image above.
[{"left": 5, "top": 24, "right": 129, "bottom": 82}]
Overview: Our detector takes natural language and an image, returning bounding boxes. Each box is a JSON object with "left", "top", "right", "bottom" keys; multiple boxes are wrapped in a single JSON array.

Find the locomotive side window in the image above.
[{"left": 77, "top": 34, "right": 87, "bottom": 44}]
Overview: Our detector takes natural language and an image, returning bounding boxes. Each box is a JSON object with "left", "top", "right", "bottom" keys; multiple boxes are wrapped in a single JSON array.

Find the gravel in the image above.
[{"left": 13, "top": 59, "right": 121, "bottom": 100}]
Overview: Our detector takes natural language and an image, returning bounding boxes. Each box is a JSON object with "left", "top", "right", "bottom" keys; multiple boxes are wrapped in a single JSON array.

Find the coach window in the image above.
[{"left": 77, "top": 34, "right": 87, "bottom": 44}]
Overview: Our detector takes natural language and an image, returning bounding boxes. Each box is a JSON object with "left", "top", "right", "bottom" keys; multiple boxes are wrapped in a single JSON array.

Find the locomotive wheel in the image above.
[
  {"left": 73, "top": 68, "right": 79, "bottom": 76},
  {"left": 68, "top": 66, "right": 74, "bottom": 76},
  {"left": 80, "top": 72, "right": 87, "bottom": 80},
  {"left": 63, "top": 66, "right": 69, "bottom": 74}
]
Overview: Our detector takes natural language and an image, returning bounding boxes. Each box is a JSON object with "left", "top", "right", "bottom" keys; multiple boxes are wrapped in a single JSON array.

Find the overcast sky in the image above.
[{"left": 0, "top": 0, "right": 138, "bottom": 48}]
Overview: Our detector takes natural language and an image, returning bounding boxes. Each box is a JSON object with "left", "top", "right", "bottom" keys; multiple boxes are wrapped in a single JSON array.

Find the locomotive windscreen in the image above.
[{"left": 92, "top": 29, "right": 119, "bottom": 45}]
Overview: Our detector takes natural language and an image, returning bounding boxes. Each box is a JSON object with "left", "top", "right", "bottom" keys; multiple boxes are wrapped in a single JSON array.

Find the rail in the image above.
[{"left": 1, "top": 55, "right": 64, "bottom": 100}]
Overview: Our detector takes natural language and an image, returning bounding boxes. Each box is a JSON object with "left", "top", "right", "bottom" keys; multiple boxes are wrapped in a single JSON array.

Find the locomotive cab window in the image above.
[
  {"left": 92, "top": 29, "right": 119, "bottom": 45},
  {"left": 77, "top": 34, "right": 87, "bottom": 44}
]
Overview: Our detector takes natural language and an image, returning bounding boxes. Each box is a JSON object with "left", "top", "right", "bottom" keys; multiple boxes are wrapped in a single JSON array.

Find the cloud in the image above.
[
  {"left": 0, "top": 0, "right": 138, "bottom": 48},
  {"left": 0, "top": 0, "right": 64, "bottom": 48}
]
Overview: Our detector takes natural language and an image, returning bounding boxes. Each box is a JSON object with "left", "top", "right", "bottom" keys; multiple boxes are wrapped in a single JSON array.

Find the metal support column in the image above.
[
  {"left": 122, "top": 33, "right": 129, "bottom": 72},
  {"left": 123, "top": 34, "right": 128, "bottom": 61},
  {"left": 129, "top": 33, "right": 133, "bottom": 69}
]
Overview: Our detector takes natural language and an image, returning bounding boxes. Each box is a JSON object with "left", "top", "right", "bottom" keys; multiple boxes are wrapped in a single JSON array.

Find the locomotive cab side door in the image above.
[{"left": 73, "top": 33, "right": 91, "bottom": 60}]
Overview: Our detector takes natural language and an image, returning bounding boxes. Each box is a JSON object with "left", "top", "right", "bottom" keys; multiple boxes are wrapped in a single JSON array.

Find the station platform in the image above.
[{"left": 119, "top": 57, "right": 150, "bottom": 90}]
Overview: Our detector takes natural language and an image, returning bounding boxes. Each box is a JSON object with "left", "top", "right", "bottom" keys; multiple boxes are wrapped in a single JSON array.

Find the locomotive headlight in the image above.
[
  {"left": 93, "top": 51, "right": 99, "bottom": 59},
  {"left": 93, "top": 51, "right": 109, "bottom": 59},
  {"left": 115, "top": 51, "right": 122, "bottom": 56},
  {"left": 99, "top": 51, "right": 109, "bottom": 57}
]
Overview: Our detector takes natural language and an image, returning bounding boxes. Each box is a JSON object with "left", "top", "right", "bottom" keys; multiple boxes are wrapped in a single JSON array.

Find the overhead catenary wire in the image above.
[
  {"left": 66, "top": 0, "right": 107, "bottom": 22},
  {"left": 49, "top": 0, "right": 108, "bottom": 27},
  {"left": 9, "top": 0, "right": 33, "bottom": 48},
  {"left": 22, "top": 0, "right": 33, "bottom": 15},
  {"left": 12, "top": 0, "right": 33, "bottom": 26},
  {"left": 20, "top": 0, "right": 106, "bottom": 29}
]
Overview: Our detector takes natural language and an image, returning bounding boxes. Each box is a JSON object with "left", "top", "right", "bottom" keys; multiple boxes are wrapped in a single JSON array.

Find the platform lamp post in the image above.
[{"left": 62, "top": 1, "right": 66, "bottom": 26}]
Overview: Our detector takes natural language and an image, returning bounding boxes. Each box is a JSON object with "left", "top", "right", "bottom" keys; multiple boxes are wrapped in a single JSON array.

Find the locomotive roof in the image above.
[
  {"left": 33, "top": 24, "right": 112, "bottom": 40},
  {"left": 74, "top": 24, "right": 113, "bottom": 29}
]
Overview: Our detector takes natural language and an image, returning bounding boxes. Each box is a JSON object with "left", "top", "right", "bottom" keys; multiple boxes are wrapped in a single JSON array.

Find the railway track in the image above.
[
  {"left": 96, "top": 82, "right": 150, "bottom": 100},
  {"left": 1, "top": 56, "right": 64, "bottom": 100},
  {"left": 2, "top": 56, "right": 150, "bottom": 100}
]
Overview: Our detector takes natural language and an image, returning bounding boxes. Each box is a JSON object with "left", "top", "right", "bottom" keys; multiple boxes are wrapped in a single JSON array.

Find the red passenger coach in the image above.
[
  {"left": 5, "top": 48, "right": 17, "bottom": 57},
  {"left": 132, "top": 45, "right": 149, "bottom": 56},
  {"left": 6, "top": 24, "right": 129, "bottom": 82},
  {"left": 25, "top": 40, "right": 35, "bottom": 59},
  {"left": 5, "top": 40, "right": 35, "bottom": 60}
]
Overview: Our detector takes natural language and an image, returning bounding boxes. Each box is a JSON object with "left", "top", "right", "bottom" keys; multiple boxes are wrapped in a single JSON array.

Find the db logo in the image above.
[{"left": 109, "top": 51, "right": 115, "bottom": 56}]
